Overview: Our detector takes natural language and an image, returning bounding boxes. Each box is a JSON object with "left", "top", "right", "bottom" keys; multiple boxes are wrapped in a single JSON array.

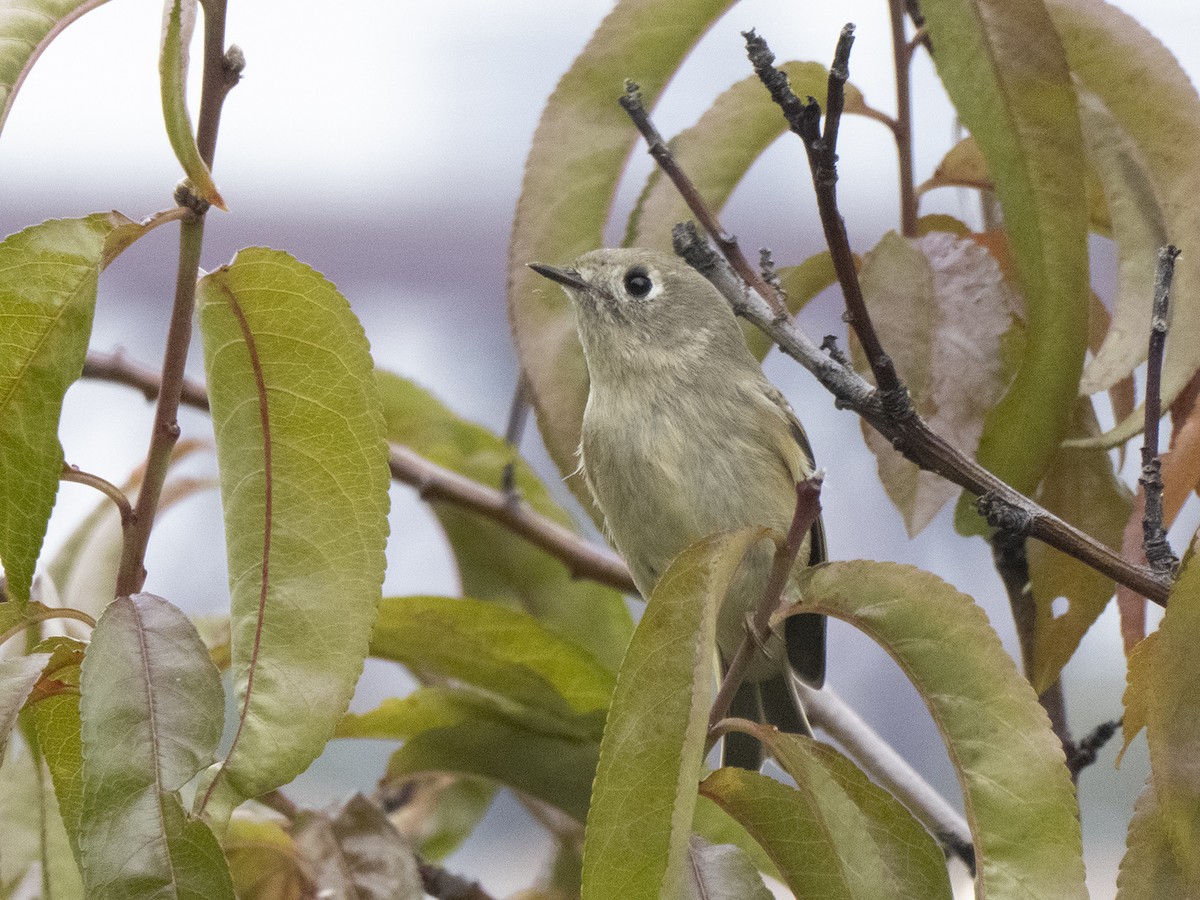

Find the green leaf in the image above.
[
  {"left": 336, "top": 686, "right": 480, "bottom": 740},
  {"left": 223, "top": 815, "right": 314, "bottom": 900},
  {"left": 370, "top": 596, "right": 614, "bottom": 735},
  {"left": 738, "top": 729, "right": 951, "bottom": 899},
  {"left": 791, "top": 560, "right": 1086, "bottom": 898},
  {"left": 507, "top": 0, "right": 734, "bottom": 500},
  {"left": 1075, "top": 87, "right": 1168, "bottom": 396},
  {"left": 0, "top": 213, "right": 145, "bottom": 601},
  {"left": 195, "top": 247, "right": 389, "bottom": 813},
  {"left": 581, "top": 527, "right": 763, "bottom": 900},
  {"left": 856, "top": 231, "right": 1019, "bottom": 536},
  {"left": 691, "top": 795, "right": 778, "bottom": 883},
  {"left": 922, "top": 0, "right": 1089, "bottom": 510},
  {"left": 376, "top": 371, "right": 632, "bottom": 671},
  {"left": 293, "top": 795, "right": 423, "bottom": 900},
  {"left": 0, "top": 653, "right": 50, "bottom": 759},
  {"left": 1120, "top": 631, "right": 1157, "bottom": 766},
  {"left": 1027, "top": 398, "right": 1131, "bottom": 692},
  {"left": 1140, "top": 549, "right": 1200, "bottom": 880},
  {"left": 0, "top": 0, "right": 112, "bottom": 138},
  {"left": 625, "top": 61, "right": 869, "bottom": 251},
  {"left": 78, "top": 593, "right": 231, "bottom": 898},
  {"left": 701, "top": 766, "right": 885, "bottom": 900},
  {"left": 682, "top": 835, "right": 772, "bottom": 900},
  {"left": 159, "top": 0, "right": 224, "bottom": 209},
  {"left": 26, "top": 636, "right": 86, "bottom": 863},
  {"left": 386, "top": 715, "right": 599, "bottom": 823},
  {"left": 0, "top": 737, "right": 83, "bottom": 900},
  {"left": 1047, "top": 0, "right": 1200, "bottom": 445},
  {"left": 1117, "top": 779, "right": 1194, "bottom": 899}
]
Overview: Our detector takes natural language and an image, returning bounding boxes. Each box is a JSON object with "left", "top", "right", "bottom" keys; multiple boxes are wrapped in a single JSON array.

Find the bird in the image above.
[{"left": 529, "top": 247, "right": 825, "bottom": 769}]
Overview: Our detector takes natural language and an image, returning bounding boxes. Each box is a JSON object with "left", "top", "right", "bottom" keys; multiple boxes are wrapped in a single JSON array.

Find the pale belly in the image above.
[{"left": 581, "top": 397, "right": 803, "bottom": 678}]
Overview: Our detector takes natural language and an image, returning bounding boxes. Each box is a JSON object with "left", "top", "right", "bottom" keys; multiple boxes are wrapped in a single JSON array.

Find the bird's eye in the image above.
[{"left": 623, "top": 267, "right": 653, "bottom": 298}]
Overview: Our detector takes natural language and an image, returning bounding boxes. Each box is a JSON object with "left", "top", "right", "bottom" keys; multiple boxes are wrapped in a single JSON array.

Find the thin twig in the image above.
[
  {"left": 1140, "top": 245, "right": 1181, "bottom": 576},
  {"left": 115, "top": 6, "right": 241, "bottom": 597},
  {"left": 620, "top": 81, "right": 789, "bottom": 319},
  {"left": 1065, "top": 718, "right": 1121, "bottom": 779},
  {"left": 0, "top": 606, "right": 97, "bottom": 648},
  {"left": 744, "top": 27, "right": 904, "bottom": 399},
  {"left": 708, "top": 477, "right": 822, "bottom": 741},
  {"left": 60, "top": 464, "right": 134, "bottom": 530},
  {"left": 888, "top": 0, "right": 919, "bottom": 236},
  {"left": 672, "top": 223, "right": 1171, "bottom": 606}
]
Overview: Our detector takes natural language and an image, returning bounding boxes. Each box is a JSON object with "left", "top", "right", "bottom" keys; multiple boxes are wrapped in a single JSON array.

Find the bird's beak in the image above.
[{"left": 528, "top": 262, "right": 589, "bottom": 292}]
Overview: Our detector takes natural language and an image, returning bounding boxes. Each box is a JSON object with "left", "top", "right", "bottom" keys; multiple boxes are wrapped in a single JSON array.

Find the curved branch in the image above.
[{"left": 82, "top": 351, "right": 636, "bottom": 596}]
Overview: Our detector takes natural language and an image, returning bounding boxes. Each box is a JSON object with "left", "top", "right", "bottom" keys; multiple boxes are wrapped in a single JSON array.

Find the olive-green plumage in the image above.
[{"left": 530, "top": 248, "right": 825, "bottom": 768}]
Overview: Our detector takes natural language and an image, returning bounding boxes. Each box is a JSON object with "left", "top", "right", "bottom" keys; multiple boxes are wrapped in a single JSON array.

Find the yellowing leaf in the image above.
[
  {"left": 1117, "top": 780, "right": 1194, "bottom": 899},
  {"left": 195, "top": 248, "right": 390, "bottom": 816},
  {"left": 923, "top": 0, "right": 1090, "bottom": 504},
  {"left": 856, "top": 231, "right": 1019, "bottom": 535},
  {"left": 1141, "top": 550, "right": 1200, "bottom": 880},
  {"left": 582, "top": 528, "right": 764, "bottom": 900},
  {"left": 1027, "top": 398, "right": 1132, "bottom": 692},
  {"left": 1048, "top": 0, "right": 1200, "bottom": 446},
  {"left": 224, "top": 814, "right": 314, "bottom": 900},
  {"left": 1076, "top": 87, "right": 1168, "bottom": 396},
  {"left": 792, "top": 560, "right": 1086, "bottom": 898},
  {"left": 0, "top": 213, "right": 145, "bottom": 601}
]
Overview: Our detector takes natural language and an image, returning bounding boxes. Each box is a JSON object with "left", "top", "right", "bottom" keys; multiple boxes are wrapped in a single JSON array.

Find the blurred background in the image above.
[{"left": 1, "top": 1, "right": 1197, "bottom": 896}]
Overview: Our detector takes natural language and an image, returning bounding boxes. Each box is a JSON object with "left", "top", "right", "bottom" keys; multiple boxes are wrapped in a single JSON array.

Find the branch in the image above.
[
  {"left": 622, "top": 28, "right": 1170, "bottom": 606},
  {"left": 673, "top": 223, "right": 1169, "bottom": 604},
  {"left": 990, "top": 531, "right": 1074, "bottom": 770},
  {"left": 417, "top": 859, "right": 499, "bottom": 900},
  {"left": 82, "top": 350, "right": 210, "bottom": 410},
  {"left": 888, "top": 0, "right": 919, "bottom": 236},
  {"left": 81, "top": 350, "right": 636, "bottom": 595},
  {"left": 389, "top": 446, "right": 636, "bottom": 593},
  {"left": 1140, "top": 245, "right": 1181, "bottom": 576},
  {"left": 1065, "top": 717, "right": 1121, "bottom": 780},
  {"left": 708, "top": 477, "right": 822, "bottom": 740},
  {"left": 115, "top": 8, "right": 242, "bottom": 597}
]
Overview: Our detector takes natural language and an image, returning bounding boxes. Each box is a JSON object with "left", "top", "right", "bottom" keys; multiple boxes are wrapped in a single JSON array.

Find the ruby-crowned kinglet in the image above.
[{"left": 530, "top": 248, "right": 826, "bottom": 769}]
